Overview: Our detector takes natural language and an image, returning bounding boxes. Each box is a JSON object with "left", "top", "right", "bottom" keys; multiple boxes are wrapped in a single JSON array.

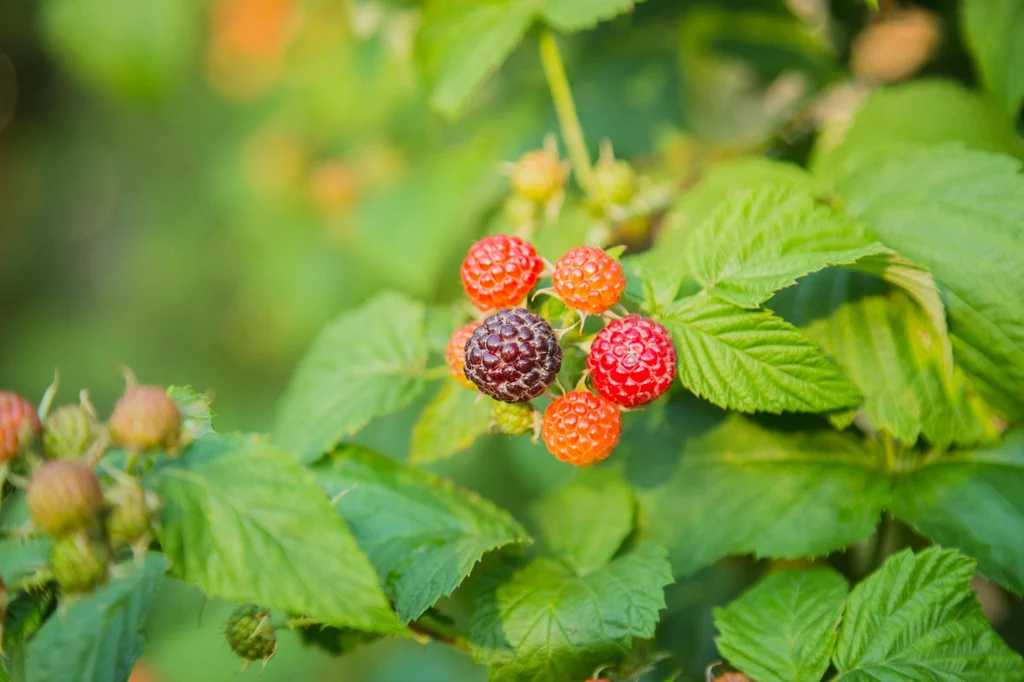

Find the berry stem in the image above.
[
  {"left": 538, "top": 29, "right": 596, "bottom": 194},
  {"left": 408, "top": 611, "right": 472, "bottom": 652}
]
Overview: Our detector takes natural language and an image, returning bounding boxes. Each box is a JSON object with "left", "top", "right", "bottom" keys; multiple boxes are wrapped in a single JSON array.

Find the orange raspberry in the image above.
[
  {"left": 445, "top": 322, "right": 480, "bottom": 389},
  {"left": 460, "top": 235, "right": 543, "bottom": 311},
  {"left": 542, "top": 390, "right": 621, "bottom": 466},
  {"left": 0, "top": 392, "right": 41, "bottom": 462},
  {"left": 552, "top": 246, "right": 625, "bottom": 314}
]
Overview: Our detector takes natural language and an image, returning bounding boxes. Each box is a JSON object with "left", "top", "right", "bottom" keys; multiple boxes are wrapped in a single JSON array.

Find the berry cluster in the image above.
[
  {"left": 446, "top": 233, "right": 677, "bottom": 465},
  {"left": 0, "top": 378, "right": 182, "bottom": 594}
]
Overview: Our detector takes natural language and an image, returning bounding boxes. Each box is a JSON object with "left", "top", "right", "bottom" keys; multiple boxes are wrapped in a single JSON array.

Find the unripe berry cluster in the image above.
[{"left": 445, "top": 234, "right": 677, "bottom": 466}]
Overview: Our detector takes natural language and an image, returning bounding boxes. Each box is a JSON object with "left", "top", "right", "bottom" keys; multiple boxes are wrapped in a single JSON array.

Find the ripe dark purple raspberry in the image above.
[{"left": 464, "top": 308, "right": 562, "bottom": 403}]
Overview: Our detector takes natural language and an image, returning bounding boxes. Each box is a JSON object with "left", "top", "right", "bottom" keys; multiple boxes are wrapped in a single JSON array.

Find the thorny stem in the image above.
[
  {"left": 408, "top": 612, "right": 472, "bottom": 653},
  {"left": 538, "top": 29, "right": 596, "bottom": 193}
]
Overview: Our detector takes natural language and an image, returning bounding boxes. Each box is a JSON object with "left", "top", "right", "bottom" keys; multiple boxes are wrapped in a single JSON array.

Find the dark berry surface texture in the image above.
[
  {"left": 464, "top": 308, "right": 562, "bottom": 403},
  {"left": 587, "top": 315, "right": 676, "bottom": 408}
]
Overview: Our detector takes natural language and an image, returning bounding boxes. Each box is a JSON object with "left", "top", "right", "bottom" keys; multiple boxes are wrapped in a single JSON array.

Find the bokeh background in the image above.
[{"left": 1, "top": 0, "right": 1019, "bottom": 680}]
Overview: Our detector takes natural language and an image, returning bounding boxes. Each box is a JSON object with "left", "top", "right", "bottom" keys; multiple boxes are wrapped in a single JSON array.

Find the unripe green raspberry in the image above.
[
  {"left": 491, "top": 401, "right": 536, "bottom": 436},
  {"left": 51, "top": 533, "right": 111, "bottom": 593},
  {"left": 226, "top": 604, "right": 277, "bottom": 662},
  {"left": 27, "top": 461, "right": 104, "bottom": 536},
  {"left": 511, "top": 149, "right": 565, "bottom": 203},
  {"left": 109, "top": 386, "right": 181, "bottom": 452},
  {"left": 42, "top": 405, "right": 98, "bottom": 460},
  {"left": 104, "top": 481, "right": 150, "bottom": 549},
  {"left": 592, "top": 160, "right": 635, "bottom": 206}
]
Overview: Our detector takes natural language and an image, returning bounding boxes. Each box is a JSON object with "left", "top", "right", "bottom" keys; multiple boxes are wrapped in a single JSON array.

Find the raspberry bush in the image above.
[{"left": 3, "top": 1, "right": 1024, "bottom": 681}]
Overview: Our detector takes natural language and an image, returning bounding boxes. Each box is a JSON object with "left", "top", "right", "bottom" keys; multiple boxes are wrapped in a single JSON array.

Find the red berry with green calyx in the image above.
[
  {"left": 51, "top": 533, "right": 111, "bottom": 593},
  {"left": 43, "top": 404, "right": 97, "bottom": 460},
  {"left": 464, "top": 308, "right": 562, "bottom": 404},
  {"left": 587, "top": 315, "right": 676, "bottom": 408},
  {"left": 28, "top": 461, "right": 104, "bottom": 536},
  {"left": 552, "top": 246, "right": 625, "bottom": 314},
  {"left": 0, "top": 392, "right": 41, "bottom": 462},
  {"left": 110, "top": 386, "right": 181, "bottom": 451},
  {"left": 105, "top": 481, "right": 151, "bottom": 549},
  {"left": 226, "top": 603, "right": 277, "bottom": 662},
  {"left": 542, "top": 390, "right": 621, "bottom": 466},
  {"left": 461, "top": 235, "right": 543, "bottom": 311}
]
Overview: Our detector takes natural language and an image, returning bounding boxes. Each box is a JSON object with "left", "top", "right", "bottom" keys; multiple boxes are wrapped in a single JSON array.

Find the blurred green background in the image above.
[{"left": 1, "top": 0, "right": 1017, "bottom": 679}]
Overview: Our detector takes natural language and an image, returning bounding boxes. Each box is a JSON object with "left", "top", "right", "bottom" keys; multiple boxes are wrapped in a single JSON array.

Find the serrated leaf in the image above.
[
  {"left": 662, "top": 296, "right": 861, "bottom": 413},
  {"left": 832, "top": 146, "right": 1024, "bottom": 411},
  {"left": 410, "top": 381, "right": 492, "bottom": 464},
  {"left": 167, "top": 385, "right": 215, "bottom": 442},
  {"left": 688, "top": 185, "right": 886, "bottom": 308},
  {"left": 962, "top": 0, "right": 1024, "bottom": 118},
  {"left": 24, "top": 555, "right": 167, "bottom": 682},
  {"left": 529, "top": 468, "right": 634, "bottom": 575},
  {"left": 147, "top": 435, "right": 403, "bottom": 633},
  {"left": 471, "top": 543, "right": 672, "bottom": 682},
  {"left": 639, "top": 417, "right": 887, "bottom": 577},
  {"left": 834, "top": 547, "right": 1024, "bottom": 681},
  {"left": 811, "top": 80, "right": 1024, "bottom": 176},
  {"left": 774, "top": 270, "right": 997, "bottom": 448},
  {"left": 312, "top": 446, "right": 530, "bottom": 622},
  {"left": 276, "top": 292, "right": 428, "bottom": 463},
  {"left": 541, "top": 0, "right": 644, "bottom": 32},
  {"left": 420, "top": 0, "right": 539, "bottom": 116},
  {"left": 714, "top": 568, "right": 849, "bottom": 682},
  {"left": 2, "top": 590, "right": 56, "bottom": 681},
  {"left": 890, "top": 430, "right": 1024, "bottom": 595}
]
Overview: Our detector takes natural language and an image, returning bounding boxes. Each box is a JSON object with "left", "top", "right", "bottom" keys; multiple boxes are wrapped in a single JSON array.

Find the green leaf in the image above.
[
  {"left": 775, "top": 270, "right": 997, "bottom": 448},
  {"left": 714, "top": 568, "right": 849, "bottom": 682},
  {"left": 662, "top": 296, "right": 861, "bottom": 413},
  {"left": 812, "top": 80, "right": 1024, "bottom": 176},
  {"left": 541, "top": 0, "right": 645, "bottom": 32},
  {"left": 962, "top": 0, "right": 1024, "bottom": 117},
  {"left": 167, "top": 385, "right": 215, "bottom": 442},
  {"left": 0, "top": 538, "right": 50, "bottom": 585},
  {"left": 410, "top": 381, "right": 492, "bottom": 464},
  {"left": 890, "top": 430, "right": 1024, "bottom": 595},
  {"left": 833, "top": 547, "right": 1024, "bottom": 681},
  {"left": 2, "top": 590, "right": 57, "bottom": 681},
  {"left": 832, "top": 145, "right": 1024, "bottom": 420},
  {"left": 25, "top": 555, "right": 167, "bottom": 682},
  {"left": 148, "top": 435, "right": 402, "bottom": 633},
  {"left": 529, "top": 468, "right": 634, "bottom": 575},
  {"left": 471, "top": 543, "right": 672, "bottom": 682},
  {"left": 639, "top": 417, "right": 887, "bottom": 577},
  {"left": 276, "top": 292, "right": 428, "bottom": 463},
  {"left": 312, "top": 446, "right": 530, "bottom": 622},
  {"left": 688, "top": 185, "right": 886, "bottom": 308},
  {"left": 420, "top": 0, "right": 539, "bottom": 116}
]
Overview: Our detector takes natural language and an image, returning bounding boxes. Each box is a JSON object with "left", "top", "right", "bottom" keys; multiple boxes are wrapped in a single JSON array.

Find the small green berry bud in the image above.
[
  {"left": 27, "top": 461, "right": 103, "bottom": 536},
  {"left": 592, "top": 160, "right": 635, "bottom": 206},
  {"left": 43, "top": 405, "right": 98, "bottom": 461},
  {"left": 109, "top": 386, "right": 181, "bottom": 452},
  {"left": 491, "top": 401, "right": 536, "bottom": 436},
  {"left": 104, "top": 481, "right": 151, "bottom": 549},
  {"left": 511, "top": 149, "right": 565, "bottom": 203},
  {"left": 51, "top": 533, "right": 111, "bottom": 593},
  {"left": 226, "top": 603, "right": 277, "bottom": 663}
]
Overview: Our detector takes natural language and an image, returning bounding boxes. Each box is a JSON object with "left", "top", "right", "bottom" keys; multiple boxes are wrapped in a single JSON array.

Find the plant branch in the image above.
[
  {"left": 538, "top": 29, "right": 595, "bottom": 193},
  {"left": 408, "top": 611, "right": 472, "bottom": 653}
]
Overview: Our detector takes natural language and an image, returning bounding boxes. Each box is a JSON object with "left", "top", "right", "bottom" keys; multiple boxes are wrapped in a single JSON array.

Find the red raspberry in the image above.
[
  {"left": 110, "top": 385, "right": 181, "bottom": 451},
  {"left": 464, "top": 308, "right": 562, "bottom": 403},
  {"left": 445, "top": 322, "right": 480, "bottom": 389},
  {"left": 587, "top": 315, "right": 676, "bottom": 408},
  {"left": 552, "top": 246, "right": 625, "bottom": 314},
  {"left": 461, "top": 235, "right": 543, "bottom": 311},
  {"left": 542, "top": 390, "right": 621, "bottom": 466},
  {"left": 511, "top": 149, "right": 565, "bottom": 203},
  {"left": 0, "top": 392, "right": 41, "bottom": 462}
]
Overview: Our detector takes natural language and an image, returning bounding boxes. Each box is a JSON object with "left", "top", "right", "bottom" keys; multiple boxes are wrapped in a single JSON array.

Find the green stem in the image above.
[
  {"left": 409, "top": 612, "right": 472, "bottom": 652},
  {"left": 422, "top": 366, "right": 453, "bottom": 381},
  {"left": 538, "top": 29, "right": 595, "bottom": 193},
  {"left": 880, "top": 431, "right": 897, "bottom": 472}
]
